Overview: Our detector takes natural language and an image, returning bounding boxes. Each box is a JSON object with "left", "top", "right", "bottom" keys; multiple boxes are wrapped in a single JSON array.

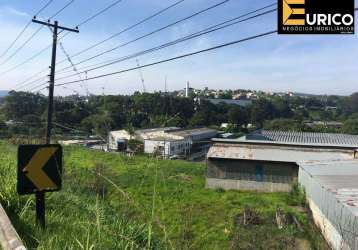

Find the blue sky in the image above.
[{"left": 0, "top": 0, "right": 357, "bottom": 96}]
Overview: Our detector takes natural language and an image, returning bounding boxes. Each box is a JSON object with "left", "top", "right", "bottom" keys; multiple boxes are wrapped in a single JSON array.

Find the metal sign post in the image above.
[{"left": 18, "top": 18, "right": 78, "bottom": 228}]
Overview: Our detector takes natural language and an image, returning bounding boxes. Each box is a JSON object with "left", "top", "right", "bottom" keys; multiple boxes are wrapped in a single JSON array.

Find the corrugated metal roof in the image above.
[
  {"left": 245, "top": 130, "right": 358, "bottom": 147},
  {"left": 169, "top": 128, "right": 217, "bottom": 137},
  {"left": 136, "top": 127, "right": 180, "bottom": 134},
  {"left": 299, "top": 160, "right": 358, "bottom": 215}
]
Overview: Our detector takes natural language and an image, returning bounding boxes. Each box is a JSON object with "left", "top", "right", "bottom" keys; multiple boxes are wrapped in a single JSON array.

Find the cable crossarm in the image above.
[
  {"left": 56, "top": 0, "right": 231, "bottom": 73},
  {"left": 54, "top": 5, "right": 277, "bottom": 82},
  {"left": 14, "top": 0, "right": 186, "bottom": 90},
  {"left": 53, "top": 30, "right": 277, "bottom": 88},
  {"left": 0, "top": 0, "right": 54, "bottom": 59}
]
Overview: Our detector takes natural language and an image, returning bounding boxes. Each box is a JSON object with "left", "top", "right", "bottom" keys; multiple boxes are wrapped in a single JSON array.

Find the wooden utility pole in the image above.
[{"left": 31, "top": 18, "right": 79, "bottom": 228}]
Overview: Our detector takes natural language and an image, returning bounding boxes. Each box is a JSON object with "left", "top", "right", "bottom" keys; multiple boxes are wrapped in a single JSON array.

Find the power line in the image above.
[
  {"left": 0, "top": 0, "right": 75, "bottom": 71},
  {"left": 53, "top": 30, "right": 277, "bottom": 88},
  {"left": 0, "top": 0, "right": 55, "bottom": 59},
  {"left": 56, "top": 0, "right": 231, "bottom": 73},
  {"left": 0, "top": 0, "right": 76, "bottom": 68},
  {"left": 77, "top": 0, "right": 124, "bottom": 27},
  {"left": 55, "top": 0, "right": 185, "bottom": 65},
  {"left": 53, "top": 5, "right": 277, "bottom": 83},
  {"left": 0, "top": 26, "right": 44, "bottom": 66},
  {"left": 28, "top": 81, "right": 49, "bottom": 92},
  {"left": 14, "top": 0, "right": 185, "bottom": 90},
  {"left": 4, "top": 0, "right": 125, "bottom": 80},
  {"left": 2, "top": 43, "right": 53, "bottom": 76},
  {"left": 49, "top": 0, "right": 75, "bottom": 19},
  {"left": 26, "top": 4, "right": 276, "bottom": 91},
  {"left": 53, "top": 122, "right": 88, "bottom": 134},
  {"left": 14, "top": 69, "right": 49, "bottom": 89},
  {"left": 16, "top": 75, "right": 49, "bottom": 91}
]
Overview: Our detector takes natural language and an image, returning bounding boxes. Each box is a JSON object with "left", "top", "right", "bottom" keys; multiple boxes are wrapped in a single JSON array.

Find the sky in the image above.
[{"left": 0, "top": 0, "right": 357, "bottom": 96}]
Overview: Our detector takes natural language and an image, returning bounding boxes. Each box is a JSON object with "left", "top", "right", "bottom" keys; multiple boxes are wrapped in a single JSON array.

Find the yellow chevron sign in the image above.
[
  {"left": 18, "top": 145, "right": 62, "bottom": 195},
  {"left": 23, "top": 147, "right": 58, "bottom": 190}
]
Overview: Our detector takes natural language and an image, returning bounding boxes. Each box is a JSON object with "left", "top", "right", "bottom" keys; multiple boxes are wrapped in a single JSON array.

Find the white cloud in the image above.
[{"left": 0, "top": 6, "right": 29, "bottom": 18}]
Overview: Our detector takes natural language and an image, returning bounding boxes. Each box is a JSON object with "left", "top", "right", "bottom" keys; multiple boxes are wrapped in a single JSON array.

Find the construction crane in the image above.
[{"left": 136, "top": 58, "right": 146, "bottom": 93}]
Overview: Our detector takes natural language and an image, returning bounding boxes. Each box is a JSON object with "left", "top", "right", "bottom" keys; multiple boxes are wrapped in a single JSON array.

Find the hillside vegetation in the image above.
[{"left": 0, "top": 141, "right": 328, "bottom": 249}]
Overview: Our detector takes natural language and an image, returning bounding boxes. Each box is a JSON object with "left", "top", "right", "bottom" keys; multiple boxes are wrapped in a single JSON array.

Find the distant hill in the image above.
[{"left": 0, "top": 90, "right": 8, "bottom": 97}]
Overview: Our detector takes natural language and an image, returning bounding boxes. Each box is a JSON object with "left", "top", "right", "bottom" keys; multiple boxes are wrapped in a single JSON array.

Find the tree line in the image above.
[{"left": 0, "top": 91, "right": 357, "bottom": 137}]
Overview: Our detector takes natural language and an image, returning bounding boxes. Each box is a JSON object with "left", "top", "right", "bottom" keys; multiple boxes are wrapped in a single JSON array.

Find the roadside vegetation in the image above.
[{"left": 0, "top": 141, "right": 328, "bottom": 249}]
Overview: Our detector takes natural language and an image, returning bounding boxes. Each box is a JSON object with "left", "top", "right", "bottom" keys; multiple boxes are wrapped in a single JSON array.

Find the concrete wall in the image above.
[
  {"left": 206, "top": 178, "right": 292, "bottom": 192},
  {"left": 206, "top": 159, "right": 298, "bottom": 192},
  {"left": 0, "top": 204, "right": 26, "bottom": 250}
]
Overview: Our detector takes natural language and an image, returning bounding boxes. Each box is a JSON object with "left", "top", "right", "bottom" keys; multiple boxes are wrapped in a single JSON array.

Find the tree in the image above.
[
  {"left": 189, "top": 112, "right": 207, "bottom": 127},
  {"left": 23, "top": 114, "right": 42, "bottom": 127},
  {"left": 0, "top": 120, "right": 7, "bottom": 134},
  {"left": 264, "top": 118, "right": 304, "bottom": 132},
  {"left": 342, "top": 119, "right": 358, "bottom": 135},
  {"left": 3, "top": 91, "right": 46, "bottom": 120},
  {"left": 272, "top": 98, "right": 293, "bottom": 118},
  {"left": 250, "top": 99, "right": 275, "bottom": 127},
  {"left": 228, "top": 106, "right": 249, "bottom": 127},
  {"left": 81, "top": 114, "right": 114, "bottom": 137}
]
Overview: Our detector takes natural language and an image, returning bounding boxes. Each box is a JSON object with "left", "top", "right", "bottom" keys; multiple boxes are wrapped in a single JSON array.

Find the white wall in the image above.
[{"left": 144, "top": 139, "right": 190, "bottom": 157}]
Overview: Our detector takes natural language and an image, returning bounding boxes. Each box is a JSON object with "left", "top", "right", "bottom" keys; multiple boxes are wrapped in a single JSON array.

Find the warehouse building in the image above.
[
  {"left": 144, "top": 128, "right": 217, "bottom": 158},
  {"left": 108, "top": 127, "right": 180, "bottom": 151},
  {"left": 109, "top": 127, "right": 217, "bottom": 158},
  {"left": 206, "top": 130, "right": 358, "bottom": 192},
  {"left": 298, "top": 160, "right": 358, "bottom": 250}
]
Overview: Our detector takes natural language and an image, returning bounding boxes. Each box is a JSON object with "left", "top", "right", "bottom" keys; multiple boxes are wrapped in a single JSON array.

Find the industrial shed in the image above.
[
  {"left": 206, "top": 131, "right": 358, "bottom": 192},
  {"left": 299, "top": 160, "right": 358, "bottom": 250}
]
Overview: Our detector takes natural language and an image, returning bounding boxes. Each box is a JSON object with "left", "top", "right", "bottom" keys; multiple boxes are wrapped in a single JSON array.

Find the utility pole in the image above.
[{"left": 32, "top": 17, "right": 79, "bottom": 229}]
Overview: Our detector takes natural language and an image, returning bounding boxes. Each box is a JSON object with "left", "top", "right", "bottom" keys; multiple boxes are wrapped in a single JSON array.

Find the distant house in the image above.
[{"left": 108, "top": 127, "right": 180, "bottom": 151}]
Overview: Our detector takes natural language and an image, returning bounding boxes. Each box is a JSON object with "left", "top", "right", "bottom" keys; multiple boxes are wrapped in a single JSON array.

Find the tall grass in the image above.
[
  {"left": 0, "top": 141, "right": 328, "bottom": 249},
  {"left": 0, "top": 142, "right": 161, "bottom": 249}
]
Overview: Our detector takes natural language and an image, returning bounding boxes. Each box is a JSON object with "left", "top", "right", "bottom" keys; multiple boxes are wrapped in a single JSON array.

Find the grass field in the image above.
[{"left": 0, "top": 141, "right": 328, "bottom": 249}]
